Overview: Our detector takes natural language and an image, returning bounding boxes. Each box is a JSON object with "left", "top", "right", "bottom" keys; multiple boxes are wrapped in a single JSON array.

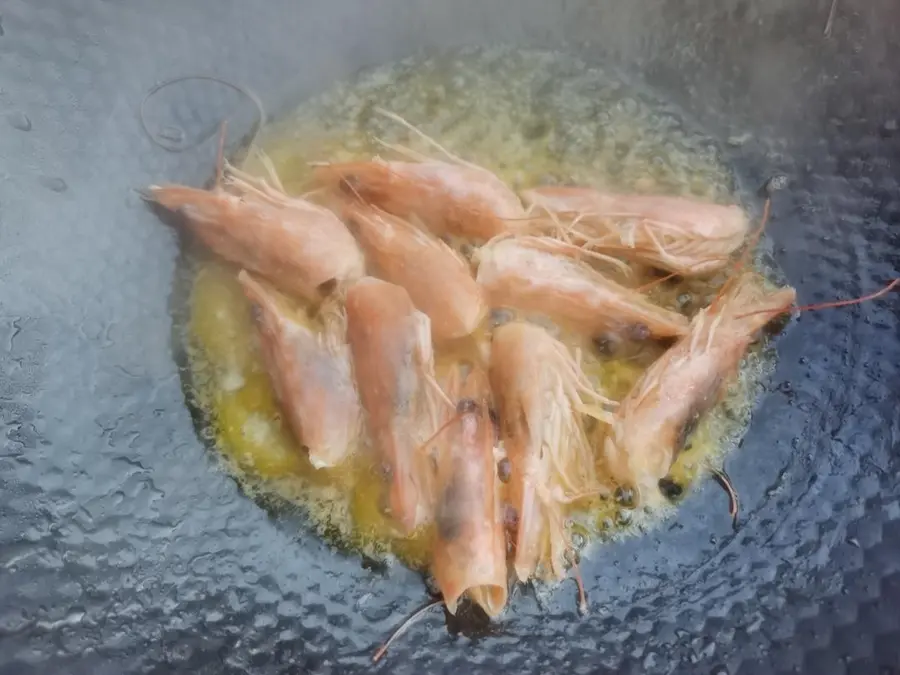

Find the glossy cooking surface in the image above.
[{"left": 1, "top": 1, "right": 898, "bottom": 673}]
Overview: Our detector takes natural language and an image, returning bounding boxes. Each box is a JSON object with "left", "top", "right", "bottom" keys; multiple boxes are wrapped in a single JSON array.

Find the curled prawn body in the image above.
[
  {"left": 431, "top": 367, "right": 508, "bottom": 617},
  {"left": 147, "top": 163, "right": 365, "bottom": 303},
  {"left": 476, "top": 237, "right": 689, "bottom": 342},
  {"left": 342, "top": 202, "right": 487, "bottom": 341},
  {"left": 238, "top": 271, "right": 361, "bottom": 468},
  {"left": 521, "top": 186, "right": 750, "bottom": 276},
  {"left": 489, "top": 322, "right": 614, "bottom": 582},
  {"left": 313, "top": 159, "right": 527, "bottom": 243},
  {"left": 345, "top": 276, "right": 448, "bottom": 533},
  {"left": 603, "top": 273, "right": 796, "bottom": 506}
]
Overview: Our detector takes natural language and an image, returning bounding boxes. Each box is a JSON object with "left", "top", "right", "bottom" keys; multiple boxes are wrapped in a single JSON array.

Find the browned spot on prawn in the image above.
[
  {"left": 496, "top": 457, "right": 511, "bottom": 483},
  {"left": 435, "top": 474, "right": 467, "bottom": 541}
]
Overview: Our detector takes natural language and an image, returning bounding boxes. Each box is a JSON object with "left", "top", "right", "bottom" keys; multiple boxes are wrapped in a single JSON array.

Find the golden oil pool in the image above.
[{"left": 182, "top": 47, "right": 785, "bottom": 572}]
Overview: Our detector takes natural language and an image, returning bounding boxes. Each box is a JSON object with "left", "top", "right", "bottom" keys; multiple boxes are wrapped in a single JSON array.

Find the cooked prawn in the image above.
[
  {"left": 430, "top": 366, "right": 508, "bottom": 617},
  {"left": 345, "top": 276, "right": 450, "bottom": 533},
  {"left": 489, "top": 322, "right": 615, "bottom": 582},
  {"left": 312, "top": 110, "right": 528, "bottom": 242},
  {"left": 146, "top": 131, "right": 364, "bottom": 302},
  {"left": 238, "top": 271, "right": 361, "bottom": 468},
  {"left": 521, "top": 186, "right": 750, "bottom": 276},
  {"left": 603, "top": 272, "right": 796, "bottom": 507},
  {"left": 476, "top": 237, "right": 689, "bottom": 342},
  {"left": 342, "top": 202, "right": 487, "bottom": 341}
]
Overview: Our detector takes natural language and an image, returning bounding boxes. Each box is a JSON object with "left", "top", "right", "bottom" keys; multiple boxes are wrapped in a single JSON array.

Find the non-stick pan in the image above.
[{"left": 1, "top": 1, "right": 899, "bottom": 673}]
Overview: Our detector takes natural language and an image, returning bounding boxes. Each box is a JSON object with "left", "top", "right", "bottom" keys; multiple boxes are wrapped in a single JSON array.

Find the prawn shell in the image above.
[
  {"left": 521, "top": 187, "right": 749, "bottom": 276},
  {"left": 313, "top": 159, "right": 527, "bottom": 242},
  {"left": 345, "top": 276, "right": 440, "bottom": 533},
  {"left": 489, "top": 322, "right": 605, "bottom": 582},
  {"left": 148, "top": 184, "right": 365, "bottom": 302},
  {"left": 477, "top": 238, "right": 689, "bottom": 340},
  {"left": 343, "top": 203, "right": 487, "bottom": 341},
  {"left": 431, "top": 368, "right": 508, "bottom": 617},
  {"left": 237, "top": 271, "right": 361, "bottom": 468}
]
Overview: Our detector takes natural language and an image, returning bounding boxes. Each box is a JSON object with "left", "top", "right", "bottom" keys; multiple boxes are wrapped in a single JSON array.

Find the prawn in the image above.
[
  {"left": 520, "top": 186, "right": 750, "bottom": 276},
  {"left": 430, "top": 366, "right": 508, "bottom": 617},
  {"left": 145, "top": 126, "right": 365, "bottom": 302},
  {"left": 312, "top": 109, "right": 528, "bottom": 242},
  {"left": 476, "top": 237, "right": 690, "bottom": 342},
  {"left": 489, "top": 322, "right": 615, "bottom": 582},
  {"left": 605, "top": 266, "right": 900, "bottom": 510},
  {"left": 341, "top": 202, "right": 487, "bottom": 342},
  {"left": 238, "top": 271, "right": 361, "bottom": 468},
  {"left": 345, "top": 276, "right": 451, "bottom": 533},
  {"left": 603, "top": 272, "right": 796, "bottom": 507}
]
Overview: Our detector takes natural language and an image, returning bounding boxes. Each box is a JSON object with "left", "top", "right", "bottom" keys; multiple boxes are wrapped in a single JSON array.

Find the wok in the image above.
[{"left": 1, "top": 0, "right": 899, "bottom": 673}]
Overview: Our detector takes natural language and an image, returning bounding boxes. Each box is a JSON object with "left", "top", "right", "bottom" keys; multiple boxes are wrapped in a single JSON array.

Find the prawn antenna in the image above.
[
  {"left": 372, "top": 107, "right": 483, "bottom": 172},
  {"left": 414, "top": 396, "right": 489, "bottom": 458},
  {"left": 571, "top": 559, "right": 589, "bottom": 616},
  {"left": 634, "top": 271, "right": 679, "bottom": 293},
  {"left": 709, "top": 466, "right": 740, "bottom": 532},
  {"left": 735, "top": 278, "right": 899, "bottom": 320},
  {"left": 215, "top": 120, "right": 228, "bottom": 190},
  {"left": 372, "top": 597, "right": 445, "bottom": 663},
  {"left": 711, "top": 198, "right": 771, "bottom": 311}
]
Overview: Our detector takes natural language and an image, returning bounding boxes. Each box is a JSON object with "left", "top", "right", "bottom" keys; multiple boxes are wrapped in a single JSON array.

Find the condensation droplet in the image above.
[
  {"left": 8, "top": 111, "right": 32, "bottom": 131},
  {"left": 39, "top": 176, "right": 68, "bottom": 193},
  {"left": 158, "top": 125, "right": 186, "bottom": 144}
]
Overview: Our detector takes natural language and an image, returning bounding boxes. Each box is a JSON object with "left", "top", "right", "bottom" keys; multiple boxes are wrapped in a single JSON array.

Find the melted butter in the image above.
[{"left": 183, "top": 48, "right": 782, "bottom": 570}]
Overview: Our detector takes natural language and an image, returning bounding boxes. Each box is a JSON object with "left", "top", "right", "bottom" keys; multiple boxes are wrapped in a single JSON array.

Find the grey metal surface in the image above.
[{"left": 1, "top": 0, "right": 898, "bottom": 673}]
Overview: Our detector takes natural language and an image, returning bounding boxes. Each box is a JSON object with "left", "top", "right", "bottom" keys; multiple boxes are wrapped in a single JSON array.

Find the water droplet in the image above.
[
  {"left": 8, "top": 111, "right": 31, "bottom": 131},
  {"left": 158, "top": 125, "right": 186, "bottom": 144},
  {"left": 39, "top": 176, "right": 67, "bottom": 193}
]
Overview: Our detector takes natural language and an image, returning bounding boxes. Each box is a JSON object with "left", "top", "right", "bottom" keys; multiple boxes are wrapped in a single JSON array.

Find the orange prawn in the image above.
[
  {"left": 146, "top": 130, "right": 365, "bottom": 302},
  {"left": 489, "top": 322, "right": 615, "bottom": 582},
  {"left": 521, "top": 186, "right": 750, "bottom": 276},
  {"left": 312, "top": 109, "right": 528, "bottom": 242},
  {"left": 238, "top": 271, "right": 361, "bottom": 468},
  {"left": 603, "top": 272, "right": 797, "bottom": 507},
  {"left": 345, "top": 276, "right": 450, "bottom": 533},
  {"left": 342, "top": 202, "right": 487, "bottom": 342},
  {"left": 476, "top": 237, "right": 690, "bottom": 342},
  {"left": 430, "top": 365, "right": 508, "bottom": 617}
]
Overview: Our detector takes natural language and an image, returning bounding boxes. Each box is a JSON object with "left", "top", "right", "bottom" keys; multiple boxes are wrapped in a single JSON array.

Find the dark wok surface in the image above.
[{"left": 1, "top": 1, "right": 899, "bottom": 673}]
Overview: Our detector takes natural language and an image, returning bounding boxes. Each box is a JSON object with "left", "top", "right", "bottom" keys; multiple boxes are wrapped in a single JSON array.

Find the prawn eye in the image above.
[
  {"left": 626, "top": 323, "right": 650, "bottom": 341},
  {"left": 614, "top": 486, "right": 635, "bottom": 508},
  {"left": 592, "top": 333, "right": 621, "bottom": 357},
  {"left": 456, "top": 398, "right": 480, "bottom": 415},
  {"left": 658, "top": 477, "right": 683, "bottom": 501}
]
